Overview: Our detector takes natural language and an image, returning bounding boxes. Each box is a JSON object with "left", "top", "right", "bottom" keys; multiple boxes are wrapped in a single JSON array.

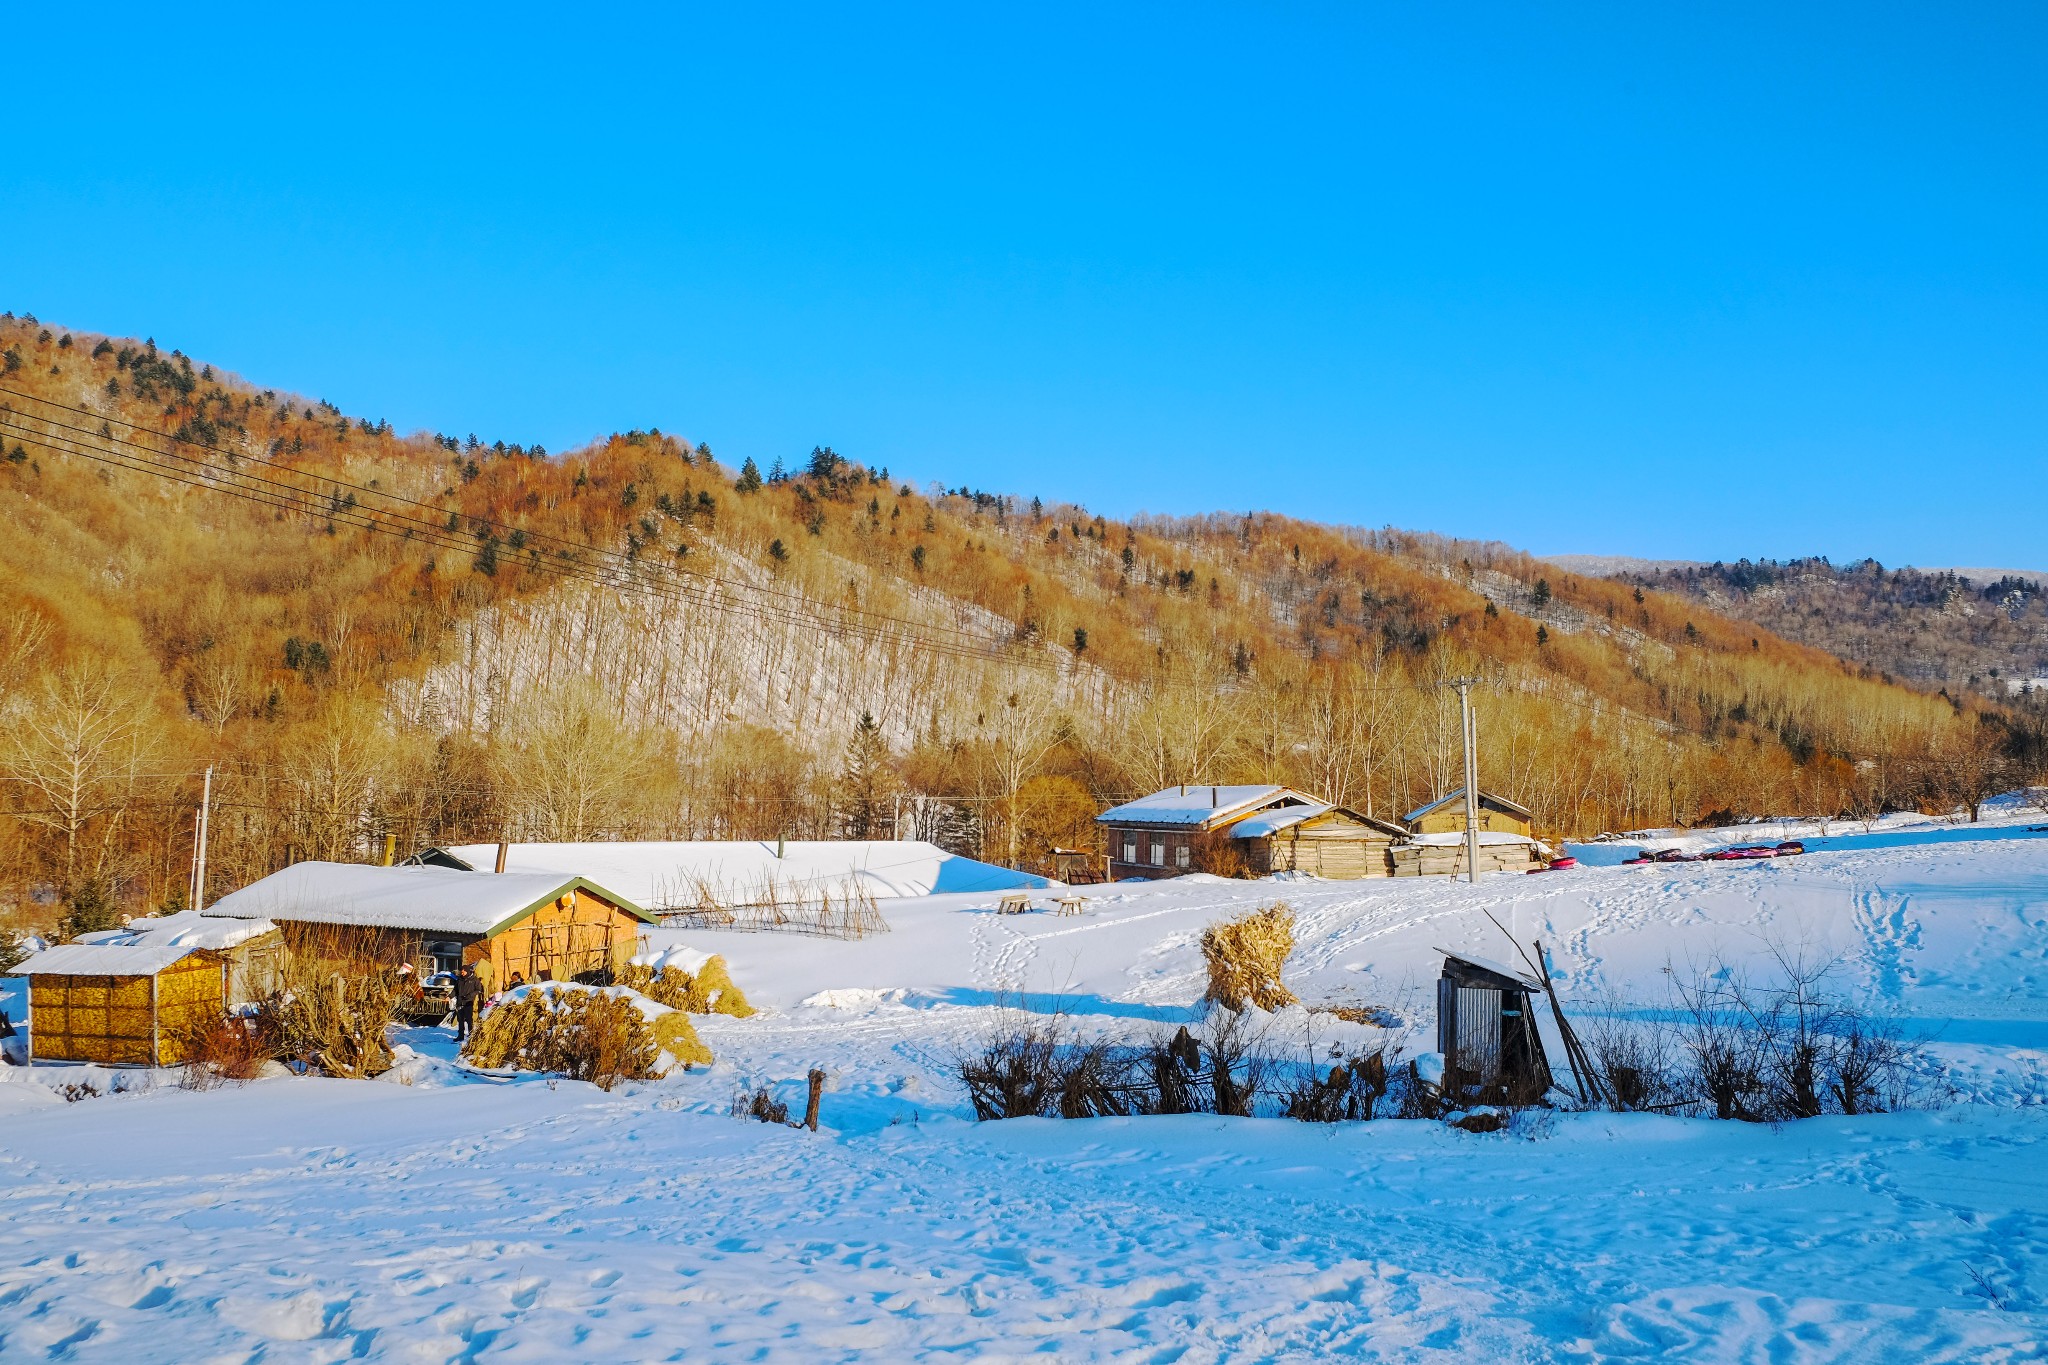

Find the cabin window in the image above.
[
  {"left": 1175, "top": 845, "right": 1191, "bottom": 869},
  {"left": 1150, "top": 839, "right": 1165, "bottom": 866},
  {"left": 424, "top": 940, "right": 464, "bottom": 974},
  {"left": 1121, "top": 837, "right": 1137, "bottom": 864}
]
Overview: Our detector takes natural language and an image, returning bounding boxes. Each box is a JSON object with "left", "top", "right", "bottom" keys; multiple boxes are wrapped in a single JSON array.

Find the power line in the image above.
[{"left": 0, "top": 388, "right": 1052, "bottom": 668}]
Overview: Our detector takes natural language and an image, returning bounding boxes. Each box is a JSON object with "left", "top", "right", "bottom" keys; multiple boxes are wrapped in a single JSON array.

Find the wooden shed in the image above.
[
  {"left": 1403, "top": 788, "right": 1536, "bottom": 839},
  {"left": 1232, "top": 804, "right": 1410, "bottom": 879},
  {"left": 206, "top": 861, "right": 655, "bottom": 991},
  {"left": 9, "top": 912, "right": 285, "bottom": 1067},
  {"left": 1096, "top": 785, "right": 1328, "bottom": 879},
  {"left": 1435, "top": 950, "right": 1553, "bottom": 1105}
]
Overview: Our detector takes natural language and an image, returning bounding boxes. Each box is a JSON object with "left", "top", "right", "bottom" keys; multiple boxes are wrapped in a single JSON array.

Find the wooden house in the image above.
[
  {"left": 1096, "top": 785, "right": 1329, "bottom": 879},
  {"left": 1435, "top": 950, "right": 1552, "bottom": 1104},
  {"left": 1231, "top": 804, "right": 1411, "bottom": 879},
  {"left": 1403, "top": 788, "right": 1536, "bottom": 839},
  {"left": 9, "top": 912, "right": 284, "bottom": 1067},
  {"left": 206, "top": 862, "right": 654, "bottom": 990}
]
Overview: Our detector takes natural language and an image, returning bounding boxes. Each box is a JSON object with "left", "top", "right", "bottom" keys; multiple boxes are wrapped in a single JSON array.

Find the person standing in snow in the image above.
[{"left": 452, "top": 963, "right": 483, "bottom": 1042}]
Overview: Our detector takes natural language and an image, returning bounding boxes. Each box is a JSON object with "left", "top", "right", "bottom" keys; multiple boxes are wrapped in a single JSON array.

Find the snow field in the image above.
[{"left": 5, "top": 829, "right": 2048, "bottom": 1361}]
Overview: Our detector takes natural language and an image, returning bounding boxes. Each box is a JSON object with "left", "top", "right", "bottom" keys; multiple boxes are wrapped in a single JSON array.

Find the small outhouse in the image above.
[{"left": 1434, "top": 950, "right": 1553, "bottom": 1104}]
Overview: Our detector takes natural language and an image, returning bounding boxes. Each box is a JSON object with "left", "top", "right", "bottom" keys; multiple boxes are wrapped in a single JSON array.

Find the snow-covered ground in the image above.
[{"left": 6, "top": 829, "right": 2048, "bottom": 1361}]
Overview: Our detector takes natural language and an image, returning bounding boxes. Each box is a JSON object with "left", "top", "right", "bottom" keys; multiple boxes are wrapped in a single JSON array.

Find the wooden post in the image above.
[
  {"left": 805, "top": 1068, "right": 824, "bottom": 1131},
  {"left": 494, "top": 840, "right": 509, "bottom": 874},
  {"left": 382, "top": 833, "right": 396, "bottom": 866}
]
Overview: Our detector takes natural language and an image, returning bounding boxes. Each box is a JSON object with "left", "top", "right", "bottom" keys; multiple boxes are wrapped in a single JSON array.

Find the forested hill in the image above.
[
  {"left": 0, "top": 312, "right": 2037, "bottom": 924},
  {"left": 1600, "top": 558, "right": 2048, "bottom": 693}
]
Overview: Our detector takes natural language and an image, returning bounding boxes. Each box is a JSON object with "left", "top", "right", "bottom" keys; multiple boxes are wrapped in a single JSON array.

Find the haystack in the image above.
[
  {"left": 1200, "top": 902, "right": 1299, "bottom": 1011},
  {"left": 620, "top": 947, "right": 754, "bottom": 1017},
  {"left": 464, "top": 982, "right": 710, "bottom": 1086}
]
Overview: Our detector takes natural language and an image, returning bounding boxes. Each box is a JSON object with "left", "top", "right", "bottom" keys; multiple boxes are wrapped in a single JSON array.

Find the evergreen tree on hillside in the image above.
[
  {"left": 837, "top": 711, "right": 893, "bottom": 839},
  {"left": 735, "top": 457, "right": 762, "bottom": 492}
]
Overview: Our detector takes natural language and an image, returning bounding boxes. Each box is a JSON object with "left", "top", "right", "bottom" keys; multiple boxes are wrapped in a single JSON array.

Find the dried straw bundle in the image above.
[
  {"left": 617, "top": 957, "right": 755, "bottom": 1017},
  {"left": 464, "top": 985, "right": 687, "bottom": 1090},
  {"left": 1200, "top": 902, "right": 1299, "bottom": 1011}
]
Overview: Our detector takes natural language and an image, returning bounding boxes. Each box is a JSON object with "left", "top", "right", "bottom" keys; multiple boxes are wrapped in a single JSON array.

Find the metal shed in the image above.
[{"left": 1434, "top": 949, "right": 1554, "bottom": 1104}]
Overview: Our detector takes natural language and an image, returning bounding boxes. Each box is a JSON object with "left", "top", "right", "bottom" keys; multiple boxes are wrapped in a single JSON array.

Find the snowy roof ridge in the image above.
[
  {"left": 206, "top": 862, "right": 652, "bottom": 935},
  {"left": 442, "top": 840, "right": 1047, "bottom": 910},
  {"left": 1097, "top": 785, "right": 1324, "bottom": 830},
  {"left": 1402, "top": 787, "right": 1535, "bottom": 825},
  {"left": 11, "top": 910, "right": 280, "bottom": 977}
]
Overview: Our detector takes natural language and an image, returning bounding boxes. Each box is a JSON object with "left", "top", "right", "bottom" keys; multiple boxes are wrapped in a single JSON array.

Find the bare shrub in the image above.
[
  {"left": 174, "top": 1010, "right": 280, "bottom": 1090},
  {"left": 464, "top": 985, "right": 668, "bottom": 1091},
  {"left": 733, "top": 1085, "right": 790, "bottom": 1124},
  {"left": 1650, "top": 957, "right": 1933, "bottom": 1121},
  {"left": 1578, "top": 1007, "right": 1680, "bottom": 1113},
  {"left": 271, "top": 926, "right": 399, "bottom": 1078},
  {"left": 1282, "top": 1048, "right": 1395, "bottom": 1123},
  {"left": 1188, "top": 829, "right": 1249, "bottom": 879},
  {"left": 1200, "top": 903, "right": 1298, "bottom": 1011},
  {"left": 959, "top": 1012, "right": 1136, "bottom": 1120}
]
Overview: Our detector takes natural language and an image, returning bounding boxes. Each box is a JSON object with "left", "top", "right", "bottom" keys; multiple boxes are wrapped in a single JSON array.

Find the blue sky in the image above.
[{"left": 5, "top": 3, "right": 2044, "bottom": 567}]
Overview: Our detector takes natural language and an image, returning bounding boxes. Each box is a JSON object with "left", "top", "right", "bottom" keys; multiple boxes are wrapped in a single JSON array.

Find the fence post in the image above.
[{"left": 805, "top": 1068, "right": 824, "bottom": 1131}]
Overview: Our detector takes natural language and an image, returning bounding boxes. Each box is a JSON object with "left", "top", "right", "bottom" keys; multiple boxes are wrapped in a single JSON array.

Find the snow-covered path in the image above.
[{"left": 4, "top": 1077, "right": 2046, "bottom": 1363}]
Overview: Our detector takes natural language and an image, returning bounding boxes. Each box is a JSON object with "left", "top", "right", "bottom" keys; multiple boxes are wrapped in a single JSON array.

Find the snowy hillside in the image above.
[{"left": 5, "top": 830, "right": 2048, "bottom": 1360}]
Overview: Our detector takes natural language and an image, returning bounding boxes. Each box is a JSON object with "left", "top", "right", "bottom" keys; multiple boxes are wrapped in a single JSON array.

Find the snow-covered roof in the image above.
[
  {"left": 206, "top": 862, "right": 651, "bottom": 935},
  {"left": 1402, "top": 788, "right": 1534, "bottom": 825},
  {"left": 13, "top": 942, "right": 200, "bottom": 977},
  {"left": 12, "top": 910, "right": 280, "bottom": 978},
  {"left": 1230, "top": 804, "right": 1330, "bottom": 838},
  {"left": 1437, "top": 948, "right": 1542, "bottom": 991},
  {"left": 1098, "top": 785, "right": 1320, "bottom": 830},
  {"left": 443, "top": 841, "right": 1047, "bottom": 912}
]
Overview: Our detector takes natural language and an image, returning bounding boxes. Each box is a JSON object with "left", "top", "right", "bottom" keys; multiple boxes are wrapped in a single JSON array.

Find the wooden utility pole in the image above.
[
  {"left": 191, "top": 766, "right": 214, "bottom": 912},
  {"left": 1450, "top": 679, "right": 1482, "bottom": 884},
  {"left": 804, "top": 1068, "right": 825, "bottom": 1131}
]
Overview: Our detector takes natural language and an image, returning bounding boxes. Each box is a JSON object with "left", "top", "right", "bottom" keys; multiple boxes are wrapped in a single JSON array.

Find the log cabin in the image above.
[
  {"left": 1230, "top": 803, "right": 1411, "bottom": 879},
  {"left": 1402, "top": 788, "right": 1536, "bottom": 839},
  {"left": 206, "top": 862, "right": 654, "bottom": 990},
  {"left": 1096, "top": 785, "right": 1327, "bottom": 879}
]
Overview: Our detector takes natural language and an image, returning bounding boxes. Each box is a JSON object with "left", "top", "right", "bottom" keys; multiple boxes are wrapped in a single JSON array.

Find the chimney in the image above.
[
  {"left": 1179, "top": 783, "right": 1186, "bottom": 796},
  {"left": 382, "top": 833, "right": 396, "bottom": 867},
  {"left": 1211, "top": 785, "right": 1218, "bottom": 807},
  {"left": 494, "top": 840, "right": 509, "bottom": 875}
]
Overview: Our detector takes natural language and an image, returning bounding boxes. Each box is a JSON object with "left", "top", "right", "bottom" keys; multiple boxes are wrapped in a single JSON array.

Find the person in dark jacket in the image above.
[{"left": 452, "top": 964, "right": 483, "bottom": 1041}]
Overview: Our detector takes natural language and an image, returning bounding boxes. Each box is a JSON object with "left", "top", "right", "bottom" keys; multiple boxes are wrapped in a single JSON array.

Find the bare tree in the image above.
[
  {"left": 494, "top": 675, "right": 678, "bottom": 841},
  {"left": 0, "top": 659, "right": 159, "bottom": 892}
]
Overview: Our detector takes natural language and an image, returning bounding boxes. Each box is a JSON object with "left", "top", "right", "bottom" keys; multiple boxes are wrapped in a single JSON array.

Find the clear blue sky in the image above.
[{"left": 6, "top": 3, "right": 2044, "bottom": 567}]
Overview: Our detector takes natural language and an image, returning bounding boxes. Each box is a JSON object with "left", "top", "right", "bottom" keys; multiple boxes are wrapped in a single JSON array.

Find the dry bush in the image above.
[
  {"left": 732, "top": 1085, "right": 791, "bottom": 1124},
  {"left": 1188, "top": 830, "right": 1249, "bottom": 879},
  {"left": 174, "top": 1011, "right": 280, "bottom": 1090},
  {"left": 1200, "top": 903, "right": 1298, "bottom": 1010},
  {"left": 1577, "top": 1007, "right": 1680, "bottom": 1113},
  {"left": 958, "top": 1012, "right": 1137, "bottom": 1120},
  {"left": 464, "top": 985, "right": 693, "bottom": 1089},
  {"left": 1281, "top": 1048, "right": 1395, "bottom": 1123},
  {"left": 617, "top": 957, "right": 755, "bottom": 1017},
  {"left": 271, "top": 926, "right": 399, "bottom": 1078}
]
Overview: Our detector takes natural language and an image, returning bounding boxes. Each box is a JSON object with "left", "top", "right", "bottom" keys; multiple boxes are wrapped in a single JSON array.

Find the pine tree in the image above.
[
  {"left": 1531, "top": 578, "right": 1552, "bottom": 612},
  {"left": 838, "top": 711, "right": 892, "bottom": 838},
  {"left": 735, "top": 457, "right": 762, "bottom": 493}
]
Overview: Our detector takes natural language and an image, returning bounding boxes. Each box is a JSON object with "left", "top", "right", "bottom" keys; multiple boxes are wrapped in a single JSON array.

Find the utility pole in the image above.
[
  {"left": 191, "top": 766, "right": 214, "bottom": 912},
  {"left": 1450, "top": 678, "right": 1482, "bottom": 885}
]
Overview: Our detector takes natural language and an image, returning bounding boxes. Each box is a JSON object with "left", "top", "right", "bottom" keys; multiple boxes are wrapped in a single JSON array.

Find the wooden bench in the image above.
[
  {"left": 997, "top": 893, "right": 1034, "bottom": 915},
  {"left": 1054, "top": 895, "right": 1086, "bottom": 917}
]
